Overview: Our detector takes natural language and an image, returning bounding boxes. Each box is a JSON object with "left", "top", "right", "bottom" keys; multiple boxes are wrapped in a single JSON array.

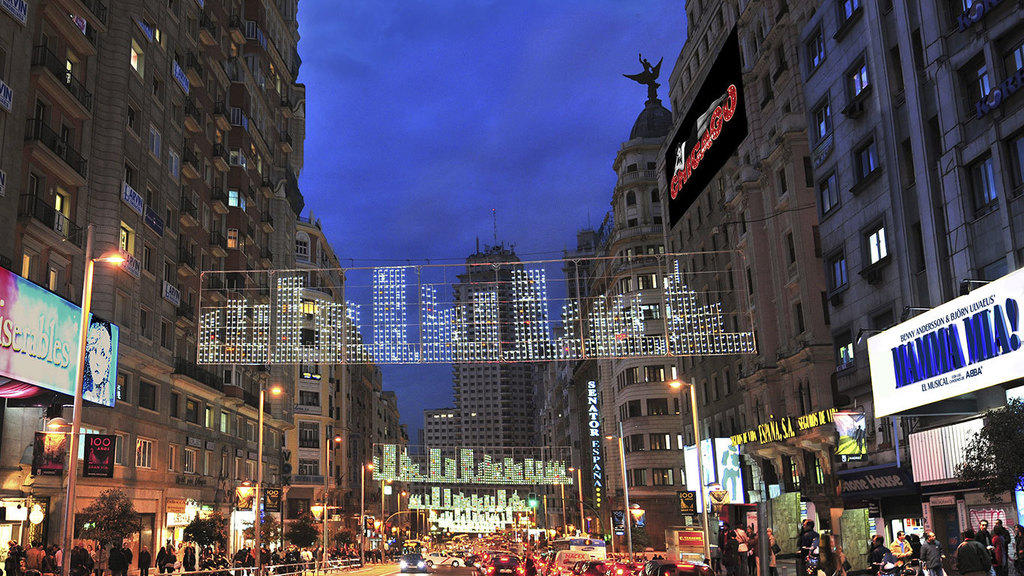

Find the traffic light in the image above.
[
  {"left": 365, "top": 516, "right": 375, "bottom": 531},
  {"left": 527, "top": 493, "right": 538, "bottom": 508}
]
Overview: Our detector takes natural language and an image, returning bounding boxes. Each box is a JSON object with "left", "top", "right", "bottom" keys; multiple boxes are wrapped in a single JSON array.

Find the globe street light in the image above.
[
  {"left": 254, "top": 384, "right": 283, "bottom": 570},
  {"left": 360, "top": 462, "right": 372, "bottom": 566},
  {"left": 668, "top": 379, "right": 712, "bottom": 563},
  {"left": 323, "top": 434, "right": 342, "bottom": 567},
  {"left": 60, "top": 225, "right": 129, "bottom": 576}
]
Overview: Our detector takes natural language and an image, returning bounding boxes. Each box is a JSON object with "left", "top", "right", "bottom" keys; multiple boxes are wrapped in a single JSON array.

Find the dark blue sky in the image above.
[{"left": 296, "top": 1, "right": 685, "bottom": 438}]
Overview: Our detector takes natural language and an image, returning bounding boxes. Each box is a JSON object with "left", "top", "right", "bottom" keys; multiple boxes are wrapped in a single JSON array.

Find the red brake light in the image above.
[{"left": 500, "top": 557, "right": 510, "bottom": 563}]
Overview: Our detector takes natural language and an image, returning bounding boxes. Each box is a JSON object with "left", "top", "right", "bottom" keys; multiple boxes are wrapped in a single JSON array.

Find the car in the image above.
[
  {"left": 425, "top": 551, "right": 467, "bottom": 568},
  {"left": 637, "top": 561, "right": 712, "bottom": 576},
  {"left": 484, "top": 554, "right": 522, "bottom": 576},
  {"left": 400, "top": 553, "right": 429, "bottom": 573}
]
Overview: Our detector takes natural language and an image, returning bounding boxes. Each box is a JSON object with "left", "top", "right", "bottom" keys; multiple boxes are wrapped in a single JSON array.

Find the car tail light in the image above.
[
  {"left": 501, "top": 557, "right": 510, "bottom": 563},
  {"left": 488, "top": 568, "right": 496, "bottom": 574}
]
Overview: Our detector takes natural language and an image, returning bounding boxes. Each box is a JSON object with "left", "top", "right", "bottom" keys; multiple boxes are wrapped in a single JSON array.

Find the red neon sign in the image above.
[{"left": 670, "top": 84, "right": 739, "bottom": 200}]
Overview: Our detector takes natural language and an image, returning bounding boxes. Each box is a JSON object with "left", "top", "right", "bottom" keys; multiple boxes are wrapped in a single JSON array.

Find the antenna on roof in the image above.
[{"left": 492, "top": 208, "right": 498, "bottom": 247}]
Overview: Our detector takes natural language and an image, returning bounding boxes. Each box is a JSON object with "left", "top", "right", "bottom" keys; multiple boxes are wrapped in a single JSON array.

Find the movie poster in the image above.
[
  {"left": 32, "top": 432, "right": 67, "bottom": 476},
  {"left": 834, "top": 411, "right": 867, "bottom": 461}
]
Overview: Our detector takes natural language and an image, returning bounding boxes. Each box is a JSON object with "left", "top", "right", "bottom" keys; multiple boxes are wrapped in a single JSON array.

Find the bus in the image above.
[{"left": 548, "top": 538, "right": 607, "bottom": 574}]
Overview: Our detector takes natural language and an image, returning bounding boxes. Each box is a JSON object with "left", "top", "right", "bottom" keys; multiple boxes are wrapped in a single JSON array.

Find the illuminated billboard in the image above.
[
  {"left": 0, "top": 266, "right": 118, "bottom": 406},
  {"left": 683, "top": 438, "right": 744, "bottom": 512},
  {"left": 664, "top": 27, "right": 748, "bottom": 227},
  {"left": 868, "top": 266, "right": 1024, "bottom": 417}
]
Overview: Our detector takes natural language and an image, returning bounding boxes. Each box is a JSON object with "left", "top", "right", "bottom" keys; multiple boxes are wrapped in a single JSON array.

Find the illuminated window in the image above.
[
  {"left": 819, "top": 173, "right": 839, "bottom": 215},
  {"left": 130, "top": 40, "right": 144, "bottom": 76},
  {"left": 168, "top": 444, "right": 177, "bottom": 471},
  {"left": 136, "top": 437, "right": 153, "bottom": 469},
  {"left": 148, "top": 125, "right": 161, "bottom": 158},
  {"left": 652, "top": 468, "right": 674, "bottom": 486},
  {"left": 227, "top": 228, "right": 238, "bottom": 249},
  {"left": 168, "top": 149, "right": 180, "bottom": 180},
  {"left": 835, "top": 333, "right": 854, "bottom": 366},
  {"left": 849, "top": 58, "right": 869, "bottom": 97},
  {"left": 812, "top": 99, "right": 831, "bottom": 141},
  {"left": 840, "top": 0, "right": 860, "bottom": 21},
  {"left": 184, "top": 448, "right": 197, "bottom": 474},
  {"left": 228, "top": 189, "right": 245, "bottom": 209},
  {"left": 119, "top": 222, "right": 135, "bottom": 253},
  {"left": 866, "top": 224, "right": 888, "bottom": 264},
  {"left": 828, "top": 252, "right": 848, "bottom": 290},
  {"left": 806, "top": 28, "right": 825, "bottom": 69},
  {"left": 854, "top": 138, "right": 878, "bottom": 181}
]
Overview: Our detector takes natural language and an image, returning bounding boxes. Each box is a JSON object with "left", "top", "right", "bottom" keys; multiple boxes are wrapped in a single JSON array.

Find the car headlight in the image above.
[
  {"left": 419, "top": 562, "right": 426, "bottom": 568},
  {"left": 401, "top": 561, "right": 409, "bottom": 568}
]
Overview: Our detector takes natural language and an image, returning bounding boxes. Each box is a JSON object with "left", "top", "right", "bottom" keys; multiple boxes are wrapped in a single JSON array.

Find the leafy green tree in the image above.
[
  {"left": 957, "top": 398, "right": 1024, "bottom": 499},
  {"left": 630, "top": 525, "right": 651, "bottom": 550},
  {"left": 332, "top": 530, "right": 355, "bottom": 547},
  {"left": 183, "top": 513, "right": 228, "bottom": 548},
  {"left": 243, "top": 515, "right": 281, "bottom": 544},
  {"left": 286, "top": 512, "right": 321, "bottom": 548},
  {"left": 76, "top": 489, "right": 143, "bottom": 546}
]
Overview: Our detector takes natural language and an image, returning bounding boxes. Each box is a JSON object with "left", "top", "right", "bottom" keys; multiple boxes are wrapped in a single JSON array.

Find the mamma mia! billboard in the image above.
[{"left": 868, "top": 266, "right": 1024, "bottom": 417}]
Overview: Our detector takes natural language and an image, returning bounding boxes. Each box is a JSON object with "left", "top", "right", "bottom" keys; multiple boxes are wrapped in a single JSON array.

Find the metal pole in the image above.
[
  {"left": 618, "top": 422, "right": 633, "bottom": 559},
  {"left": 576, "top": 469, "right": 584, "bottom": 536},
  {"left": 560, "top": 484, "right": 566, "bottom": 533},
  {"left": 689, "top": 381, "right": 712, "bottom": 563},
  {"left": 61, "top": 224, "right": 94, "bottom": 576},
  {"left": 255, "top": 390, "right": 264, "bottom": 575},
  {"left": 359, "top": 466, "right": 366, "bottom": 566},
  {"left": 380, "top": 480, "right": 385, "bottom": 559},
  {"left": 323, "top": 440, "right": 330, "bottom": 568}
]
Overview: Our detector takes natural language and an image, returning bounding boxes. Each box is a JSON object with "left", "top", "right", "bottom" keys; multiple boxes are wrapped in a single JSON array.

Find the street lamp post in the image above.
[
  {"left": 60, "top": 225, "right": 125, "bottom": 576},
  {"left": 669, "top": 379, "right": 712, "bottom": 563},
  {"left": 559, "top": 483, "right": 567, "bottom": 534},
  {"left": 380, "top": 480, "right": 388, "bottom": 559},
  {"left": 606, "top": 423, "right": 633, "bottom": 559},
  {"left": 360, "top": 463, "right": 371, "bottom": 566},
  {"left": 567, "top": 467, "right": 584, "bottom": 536},
  {"left": 254, "top": 385, "right": 283, "bottom": 574},
  {"left": 323, "top": 435, "right": 342, "bottom": 568}
]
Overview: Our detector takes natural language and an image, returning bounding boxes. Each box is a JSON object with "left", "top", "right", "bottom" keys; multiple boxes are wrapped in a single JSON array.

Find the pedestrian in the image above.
[
  {"left": 994, "top": 521, "right": 1011, "bottom": 545},
  {"left": 977, "top": 522, "right": 993, "bottom": 548},
  {"left": 92, "top": 543, "right": 106, "bottom": 576},
  {"left": 156, "top": 545, "right": 174, "bottom": 574},
  {"left": 799, "top": 520, "right": 820, "bottom": 576},
  {"left": 747, "top": 525, "right": 759, "bottom": 576},
  {"left": 1014, "top": 525, "right": 1024, "bottom": 576},
  {"left": 921, "top": 531, "right": 945, "bottom": 576},
  {"left": 107, "top": 542, "right": 131, "bottom": 576},
  {"left": 890, "top": 531, "right": 913, "bottom": 566},
  {"left": 766, "top": 528, "right": 779, "bottom": 576},
  {"left": 70, "top": 543, "right": 94, "bottom": 576},
  {"left": 869, "top": 535, "right": 889, "bottom": 574},
  {"left": 734, "top": 525, "right": 750, "bottom": 576},
  {"left": 956, "top": 529, "right": 991, "bottom": 576},
  {"left": 819, "top": 533, "right": 846, "bottom": 576},
  {"left": 992, "top": 528, "right": 1008, "bottom": 576},
  {"left": 25, "top": 541, "right": 45, "bottom": 573},
  {"left": 41, "top": 545, "right": 58, "bottom": 576},
  {"left": 723, "top": 530, "right": 741, "bottom": 576},
  {"left": 183, "top": 545, "right": 196, "bottom": 573},
  {"left": 138, "top": 546, "right": 152, "bottom": 576}
]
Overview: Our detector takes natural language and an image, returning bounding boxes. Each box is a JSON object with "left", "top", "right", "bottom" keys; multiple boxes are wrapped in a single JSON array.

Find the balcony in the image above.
[
  {"left": 59, "top": 0, "right": 108, "bottom": 28},
  {"left": 173, "top": 358, "right": 223, "bottom": 392},
  {"left": 260, "top": 175, "right": 274, "bottom": 197},
  {"left": 212, "top": 101, "right": 230, "bottom": 131},
  {"left": 291, "top": 475, "right": 324, "bottom": 486},
  {"left": 18, "top": 194, "right": 84, "bottom": 248},
  {"left": 179, "top": 196, "right": 199, "bottom": 227},
  {"left": 228, "top": 14, "right": 245, "bottom": 45},
  {"left": 183, "top": 98, "right": 201, "bottom": 133},
  {"left": 279, "top": 130, "right": 293, "bottom": 153},
  {"left": 178, "top": 248, "right": 198, "bottom": 277},
  {"left": 616, "top": 169, "right": 658, "bottom": 189},
  {"left": 260, "top": 213, "right": 275, "bottom": 233},
  {"left": 43, "top": 1, "right": 96, "bottom": 57},
  {"left": 212, "top": 143, "right": 229, "bottom": 172},
  {"left": 176, "top": 301, "right": 196, "bottom": 323},
  {"left": 31, "top": 46, "right": 92, "bottom": 119},
  {"left": 24, "top": 119, "right": 87, "bottom": 186},
  {"left": 280, "top": 95, "right": 293, "bottom": 118},
  {"left": 181, "top": 147, "right": 200, "bottom": 180},
  {"left": 198, "top": 11, "right": 217, "bottom": 46},
  {"left": 211, "top": 190, "right": 229, "bottom": 214},
  {"left": 185, "top": 52, "right": 204, "bottom": 88},
  {"left": 259, "top": 247, "right": 273, "bottom": 266},
  {"left": 209, "top": 231, "right": 227, "bottom": 257}
]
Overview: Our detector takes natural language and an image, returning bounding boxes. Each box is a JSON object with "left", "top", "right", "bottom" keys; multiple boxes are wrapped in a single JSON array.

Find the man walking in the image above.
[
  {"left": 921, "top": 531, "right": 944, "bottom": 576},
  {"left": 956, "top": 529, "right": 991, "bottom": 576},
  {"left": 107, "top": 542, "right": 131, "bottom": 576}
]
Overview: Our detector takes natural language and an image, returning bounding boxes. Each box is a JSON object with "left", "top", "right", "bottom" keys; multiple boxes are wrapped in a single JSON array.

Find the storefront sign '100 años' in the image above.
[
  {"left": 869, "top": 266, "right": 1024, "bottom": 417},
  {"left": 587, "top": 380, "right": 604, "bottom": 509}
]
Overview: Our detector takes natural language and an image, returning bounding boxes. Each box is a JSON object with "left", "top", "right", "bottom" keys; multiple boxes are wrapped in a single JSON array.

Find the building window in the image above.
[
  {"left": 969, "top": 154, "right": 998, "bottom": 210},
  {"left": 139, "top": 307, "right": 151, "bottom": 339},
  {"left": 866, "top": 223, "right": 888, "bottom": 264},
  {"left": 806, "top": 28, "right": 825, "bottom": 70},
  {"left": 628, "top": 434, "right": 645, "bottom": 452},
  {"left": 855, "top": 138, "right": 879, "bottom": 181},
  {"left": 835, "top": 332, "right": 855, "bottom": 366},
  {"left": 812, "top": 99, "right": 832, "bottom": 141},
  {"left": 220, "top": 412, "right": 229, "bottom": 433},
  {"left": 299, "top": 390, "right": 320, "bottom": 406},
  {"left": 1010, "top": 133, "right": 1024, "bottom": 193},
  {"left": 646, "top": 398, "right": 669, "bottom": 415},
  {"left": 119, "top": 222, "right": 135, "bottom": 254},
  {"left": 298, "top": 422, "right": 319, "bottom": 448},
  {"left": 130, "top": 40, "right": 144, "bottom": 76},
  {"left": 160, "top": 320, "right": 172, "bottom": 349},
  {"left": 1008, "top": 40, "right": 1024, "bottom": 75},
  {"left": 227, "top": 228, "right": 238, "bottom": 249},
  {"left": 840, "top": 0, "right": 861, "bottom": 21},
  {"left": 849, "top": 58, "right": 870, "bottom": 97},
  {"left": 245, "top": 460, "right": 256, "bottom": 480},
  {"left": 795, "top": 302, "right": 806, "bottom": 335},
  {"left": 626, "top": 399, "right": 642, "bottom": 418},
  {"left": 649, "top": 434, "right": 671, "bottom": 451},
  {"left": 148, "top": 125, "right": 161, "bottom": 158},
  {"left": 786, "top": 232, "right": 797, "bottom": 264},
  {"left": 138, "top": 381, "right": 157, "bottom": 411},
  {"left": 975, "top": 62, "right": 991, "bottom": 100},
  {"left": 168, "top": 149, "right": 180, "bottom": 180},
  {"left": 644, "top": 365, "right": 665, "bottom": 382},
  {"left": 637, "top": 273, "right": 657, "bottom": 290},
  {"left": 627, "top": 469, "right": 647, "bottom": 487},
  {"left": 169, "top": 392, "right": 179, "bottom": 418},
  {"left": 117, "top": 373, "right": 129, "bottom": 403},
  {"left": 168, "top": 444, "right": 177, "bottom": 471},
  {"left": 298, "top": 459, "right": 319, "bottom": 476},
  {"left": 828, "top": 252, "right": 848, "bottom": 290},
  {"left": 819, "top": 173, "right": 839, "bottom": 215},
  {"left": 185, "top": 398, "right": 199, "bottom": 423},
  {"left": 228, "top": 189, "right": 245, "bottom": 209},
  {"left": 184, "top": 448, "right": 197, "bottom": 474},
  {"left": 136, "top": 438, "right": 153, "bottom": 469},
  {"left": 652, "top": 468, "right": 674, "bottom": 486},
  {"left": 296, "top": 233, "right": 310, "bottom": 260}
]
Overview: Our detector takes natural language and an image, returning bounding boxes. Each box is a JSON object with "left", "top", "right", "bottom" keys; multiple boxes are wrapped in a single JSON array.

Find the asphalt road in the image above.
[{"left": 347, "top": 564, "right": 475, "bottom": 576}]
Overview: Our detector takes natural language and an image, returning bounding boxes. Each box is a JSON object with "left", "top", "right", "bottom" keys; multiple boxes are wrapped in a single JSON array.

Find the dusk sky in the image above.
[{"left": 296, "top": 1, "right": 685, "bottom": 439}]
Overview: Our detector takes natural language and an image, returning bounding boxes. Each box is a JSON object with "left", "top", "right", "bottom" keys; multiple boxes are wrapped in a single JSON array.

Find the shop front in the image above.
[{"left": 166, "top": 498, "right": 214, "bottom": 544}]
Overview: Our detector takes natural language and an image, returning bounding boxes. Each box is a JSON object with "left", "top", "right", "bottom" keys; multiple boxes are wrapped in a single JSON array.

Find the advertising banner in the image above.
[
  {"left": 684, "top": 438, "right": 745, "bottom": 513},
  {"left": 677, "top": 490, "right": 697, "bottom": 514},
  {"left": 611, "top": 510, "right": 625, "bottom": 536},
  {"left": 664, "top": 27, "right": 748, "bottom": 227},
  {"left": 263, "top": 487, "right": 281, "bottom": 512},
  {"left": 868, "top": 266, "right": 1024, "bottom": 416},
  {"left": 834, "top": 411, "right": 867, "bottom": 461},
  {"left": 0, "top": 266, "right": 119, "bottom": 406},
  {"left": 235, "top": 485, "right": 256, "bottom": 510},
  {"left": 32, "top": 432, "right": 67, "bottom": 476},
  {"left": 83, "top": 434, "right": 116, "bottom": 478}
]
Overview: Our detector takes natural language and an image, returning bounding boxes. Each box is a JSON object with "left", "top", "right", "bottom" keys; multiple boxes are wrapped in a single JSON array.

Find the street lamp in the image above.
[
  {"left": 60, "top": 225, "right": 127, "bottom": 576},
  {"left": 323, "top": 434, "right": 342, "bottom": 567},
  {"left": 668, "top": 379, "right": 712, "bottom": 563},
  {"left": 253, "top": 384, "right": 283, "bottom": 570},
  {"left": 567, "top": 467, "right": 584, "bottom": 536},
  {"left": 360, "top": 463, "right": 372, "bottom": 566},
  {"left": 605, "top": 424, "right": 633, "bottom": 559}
]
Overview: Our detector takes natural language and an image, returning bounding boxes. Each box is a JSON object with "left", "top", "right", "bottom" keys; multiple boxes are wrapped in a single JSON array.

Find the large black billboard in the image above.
[{"left": 665, "top": 28, "right": 748, "bottom": 227}]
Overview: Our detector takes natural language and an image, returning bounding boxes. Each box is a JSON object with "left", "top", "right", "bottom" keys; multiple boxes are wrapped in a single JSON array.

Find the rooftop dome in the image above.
[{"left": 629, "top": 98, "right": 673, "bottom": 140}]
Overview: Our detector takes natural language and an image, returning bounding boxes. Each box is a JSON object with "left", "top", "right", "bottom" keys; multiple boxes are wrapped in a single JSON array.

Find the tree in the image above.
[
  {"left": 76, "top": 489, "right": 143, "bottom": 546},
  {"left": 285, "top": 512, "right": 321, "bottom": 548},
  {"left": 332, "top": 530, "right": 355, "bottom": 547},
  {"left": 183, "top": 513, "right": 227, "bottom": 548},
  {"left": 957, "top": 398, "right": 1024, "bottom": 499},
  {"left": 243, "top": 515, "right": 281, "bottom": 544},
  {"left": 630, "top": 525, "right": 651, "bottom": 550}
]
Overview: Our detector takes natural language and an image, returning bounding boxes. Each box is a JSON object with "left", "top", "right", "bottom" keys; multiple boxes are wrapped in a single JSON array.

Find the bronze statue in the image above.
[{"left": 624, "top": 53, "right": 663, "bottom": 101}]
